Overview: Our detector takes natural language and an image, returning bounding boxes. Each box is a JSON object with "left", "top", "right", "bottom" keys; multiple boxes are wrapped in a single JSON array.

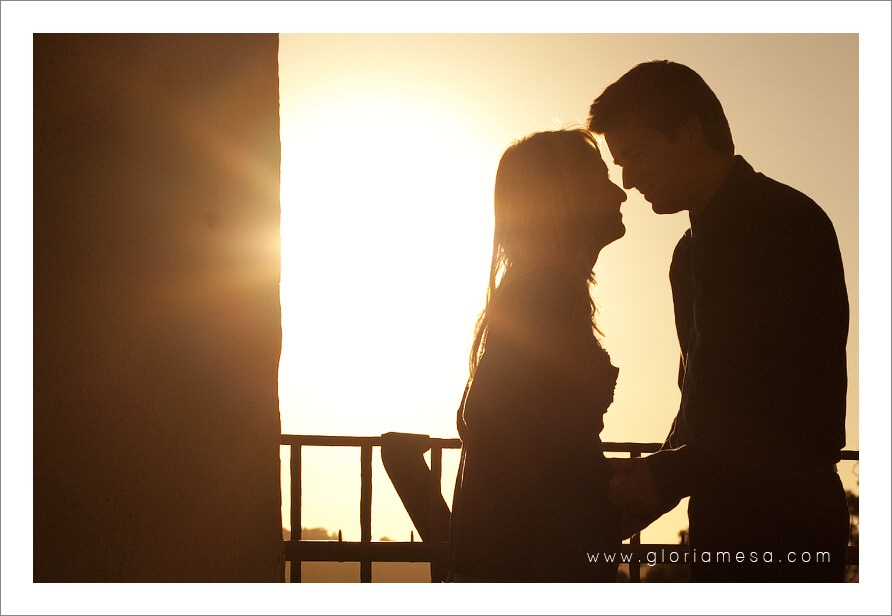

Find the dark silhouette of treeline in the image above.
[{"left": 846, "top": 489, "right": 859, "bottom": 583}]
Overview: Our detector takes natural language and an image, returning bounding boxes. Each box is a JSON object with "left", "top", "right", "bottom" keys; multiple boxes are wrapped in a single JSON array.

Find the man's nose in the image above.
[{"left": 621, "top": 168, "right": 636, "bottom": 191}]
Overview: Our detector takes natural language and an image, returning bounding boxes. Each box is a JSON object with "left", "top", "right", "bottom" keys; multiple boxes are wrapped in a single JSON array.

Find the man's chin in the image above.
[{"left": 650, "top": 200, "right": 683, "bottom": 215}]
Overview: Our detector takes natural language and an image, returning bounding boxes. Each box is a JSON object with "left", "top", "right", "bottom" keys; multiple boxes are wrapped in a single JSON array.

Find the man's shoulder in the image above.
[
  {"left": 671, "top": 228, "right": 693, "bottom": 261},
  {"left": 700, "top": 158, "right": 836, "bottom": 255},
  {"left": 739, "top": 161, "right": 832, "bottom": 227}
]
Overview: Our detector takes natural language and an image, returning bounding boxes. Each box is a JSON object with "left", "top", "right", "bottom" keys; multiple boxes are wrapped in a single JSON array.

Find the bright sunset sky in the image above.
[{"left": 277, "top": 32, "right": 862, "bottom": 545}]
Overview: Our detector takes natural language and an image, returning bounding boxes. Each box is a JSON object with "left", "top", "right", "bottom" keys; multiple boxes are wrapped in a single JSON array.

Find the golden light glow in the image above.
[
  {"left": 278, "top": 86, "right": 498, "bottom": 537},
  {"left": 279, "top": 90, "right": 497, "bottom": 435}
]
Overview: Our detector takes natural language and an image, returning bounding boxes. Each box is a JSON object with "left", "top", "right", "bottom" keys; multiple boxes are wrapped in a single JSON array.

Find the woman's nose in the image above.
[
  {"left": 610, "top": 182, "right": 628, "bottom": 203},
  {"left": 614, "top": 182, "right": 627, "bottom": 202}
]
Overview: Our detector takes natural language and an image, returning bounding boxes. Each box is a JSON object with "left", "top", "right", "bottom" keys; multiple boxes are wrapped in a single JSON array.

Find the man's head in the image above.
[{"left": 588, "top": 61, "right": 734, "bottom": 216}]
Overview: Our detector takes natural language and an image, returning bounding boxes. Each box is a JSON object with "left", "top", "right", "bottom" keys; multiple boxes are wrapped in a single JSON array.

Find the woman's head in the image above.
[
  {"left": 469, "top": 129, "right": 626, "bottom": 375},
  {"left": 492, "top": 128, "right": 627, "bottom": 274}
]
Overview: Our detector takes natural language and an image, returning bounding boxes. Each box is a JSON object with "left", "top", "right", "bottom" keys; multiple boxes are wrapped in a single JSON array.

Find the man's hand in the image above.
[{"left": 607, "top": 457, "right": 662, "bottom": 512}]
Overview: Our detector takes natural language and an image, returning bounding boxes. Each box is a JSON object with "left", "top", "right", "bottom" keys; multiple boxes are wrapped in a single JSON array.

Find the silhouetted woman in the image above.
[{"left": 448, "top": 129, "right": 627, "bottom": 582}]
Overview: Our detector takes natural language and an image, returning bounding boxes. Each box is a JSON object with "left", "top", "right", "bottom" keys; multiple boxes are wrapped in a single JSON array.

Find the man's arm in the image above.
[{"left": 645, "top": 185, "right": 848, "bottom": 504}]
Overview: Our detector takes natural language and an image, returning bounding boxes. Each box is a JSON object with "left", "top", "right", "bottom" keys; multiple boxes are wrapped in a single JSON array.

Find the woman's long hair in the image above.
[{"left": 469, "top": 128, "right": 606, "bottom": 377}]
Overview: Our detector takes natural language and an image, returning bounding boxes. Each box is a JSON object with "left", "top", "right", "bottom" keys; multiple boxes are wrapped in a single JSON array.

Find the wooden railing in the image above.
[{"left": 281, "top": 434, "right": 859, "bottom": 582}]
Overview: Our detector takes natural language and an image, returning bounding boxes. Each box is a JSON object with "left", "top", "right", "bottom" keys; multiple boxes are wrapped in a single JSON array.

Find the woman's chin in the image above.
[
  {"left": 616, "top": 223, "right": 627, "bottom": 241},
  {"left": 605, "top": 223, "right": 626, "bottom": 246}
]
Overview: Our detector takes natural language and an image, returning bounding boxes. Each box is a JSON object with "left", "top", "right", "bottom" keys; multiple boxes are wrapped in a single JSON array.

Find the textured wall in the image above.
[{"left": 34, "top": 34, "right": 284, "bottom": 581}]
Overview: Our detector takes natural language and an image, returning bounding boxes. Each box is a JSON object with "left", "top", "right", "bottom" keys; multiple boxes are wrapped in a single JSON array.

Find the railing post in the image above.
[
  {"left": 429, "top": 442, "right": 442, "bottom": 531},
  {"left": 290, "top": 444, "right": 302, "bottom": 583},
  {"left": 360, "top": 443, "right": 373, "bottom": 582},
  {"left": 429, "top": 441, "right": 445, "bottom": 582},
  {"left": 628, "top": 447, "right": 641, "bottom": 583}
]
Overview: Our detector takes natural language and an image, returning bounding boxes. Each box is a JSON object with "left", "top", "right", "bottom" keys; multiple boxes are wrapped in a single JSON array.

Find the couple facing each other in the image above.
[{"left": 448, "top": 60, "right": 850, "bottom": 583}]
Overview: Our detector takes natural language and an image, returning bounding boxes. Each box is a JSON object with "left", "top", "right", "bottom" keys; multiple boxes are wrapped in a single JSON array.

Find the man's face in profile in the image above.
[{"left": 603, "top": 120, "right": 696, "bottom": 216}]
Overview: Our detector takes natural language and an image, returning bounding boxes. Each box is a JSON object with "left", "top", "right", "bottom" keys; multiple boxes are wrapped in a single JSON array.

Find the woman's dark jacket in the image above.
[{"left": 449, "top": 267, "right": 620, "bottom": 582}]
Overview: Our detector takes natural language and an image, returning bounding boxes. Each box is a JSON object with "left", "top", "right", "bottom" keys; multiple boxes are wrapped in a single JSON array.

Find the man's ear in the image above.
[{"left": 677, "top": 114, "right": 704, "bottom": 147}]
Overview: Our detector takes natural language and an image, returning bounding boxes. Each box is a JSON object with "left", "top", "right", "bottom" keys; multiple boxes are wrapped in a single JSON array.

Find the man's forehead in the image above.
[
  {"left": 604, "top": 120, "right": 651, "bottom": 144},
  {"left": 604, "top": 121, "right": 658, "bottom": 161}
]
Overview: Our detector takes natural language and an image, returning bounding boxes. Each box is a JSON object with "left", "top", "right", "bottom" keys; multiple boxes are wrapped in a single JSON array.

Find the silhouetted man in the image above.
[{"left": 588, "top": 60, "right": 850, "bottom": 582}]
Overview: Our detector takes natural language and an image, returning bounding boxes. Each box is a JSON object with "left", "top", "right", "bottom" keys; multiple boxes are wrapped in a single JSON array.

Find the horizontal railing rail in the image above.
[{"left": 281, "top": 434, "right": 859, "bottom": 583}]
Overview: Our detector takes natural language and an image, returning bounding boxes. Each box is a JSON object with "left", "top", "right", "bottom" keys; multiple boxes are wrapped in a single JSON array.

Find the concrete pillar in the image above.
[{"left": 34, "top": 34, "right": 284, "bottom": 581}]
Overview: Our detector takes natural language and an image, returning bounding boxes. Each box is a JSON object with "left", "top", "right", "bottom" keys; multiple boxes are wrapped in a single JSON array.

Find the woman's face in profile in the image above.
[{"left": 580, "top": 154, "right": 628, "bottom": 254}]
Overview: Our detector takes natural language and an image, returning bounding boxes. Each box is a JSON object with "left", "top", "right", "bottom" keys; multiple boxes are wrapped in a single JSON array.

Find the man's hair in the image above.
[{"left": 588, "top": 60, "right": 734, "bottom": 156}]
